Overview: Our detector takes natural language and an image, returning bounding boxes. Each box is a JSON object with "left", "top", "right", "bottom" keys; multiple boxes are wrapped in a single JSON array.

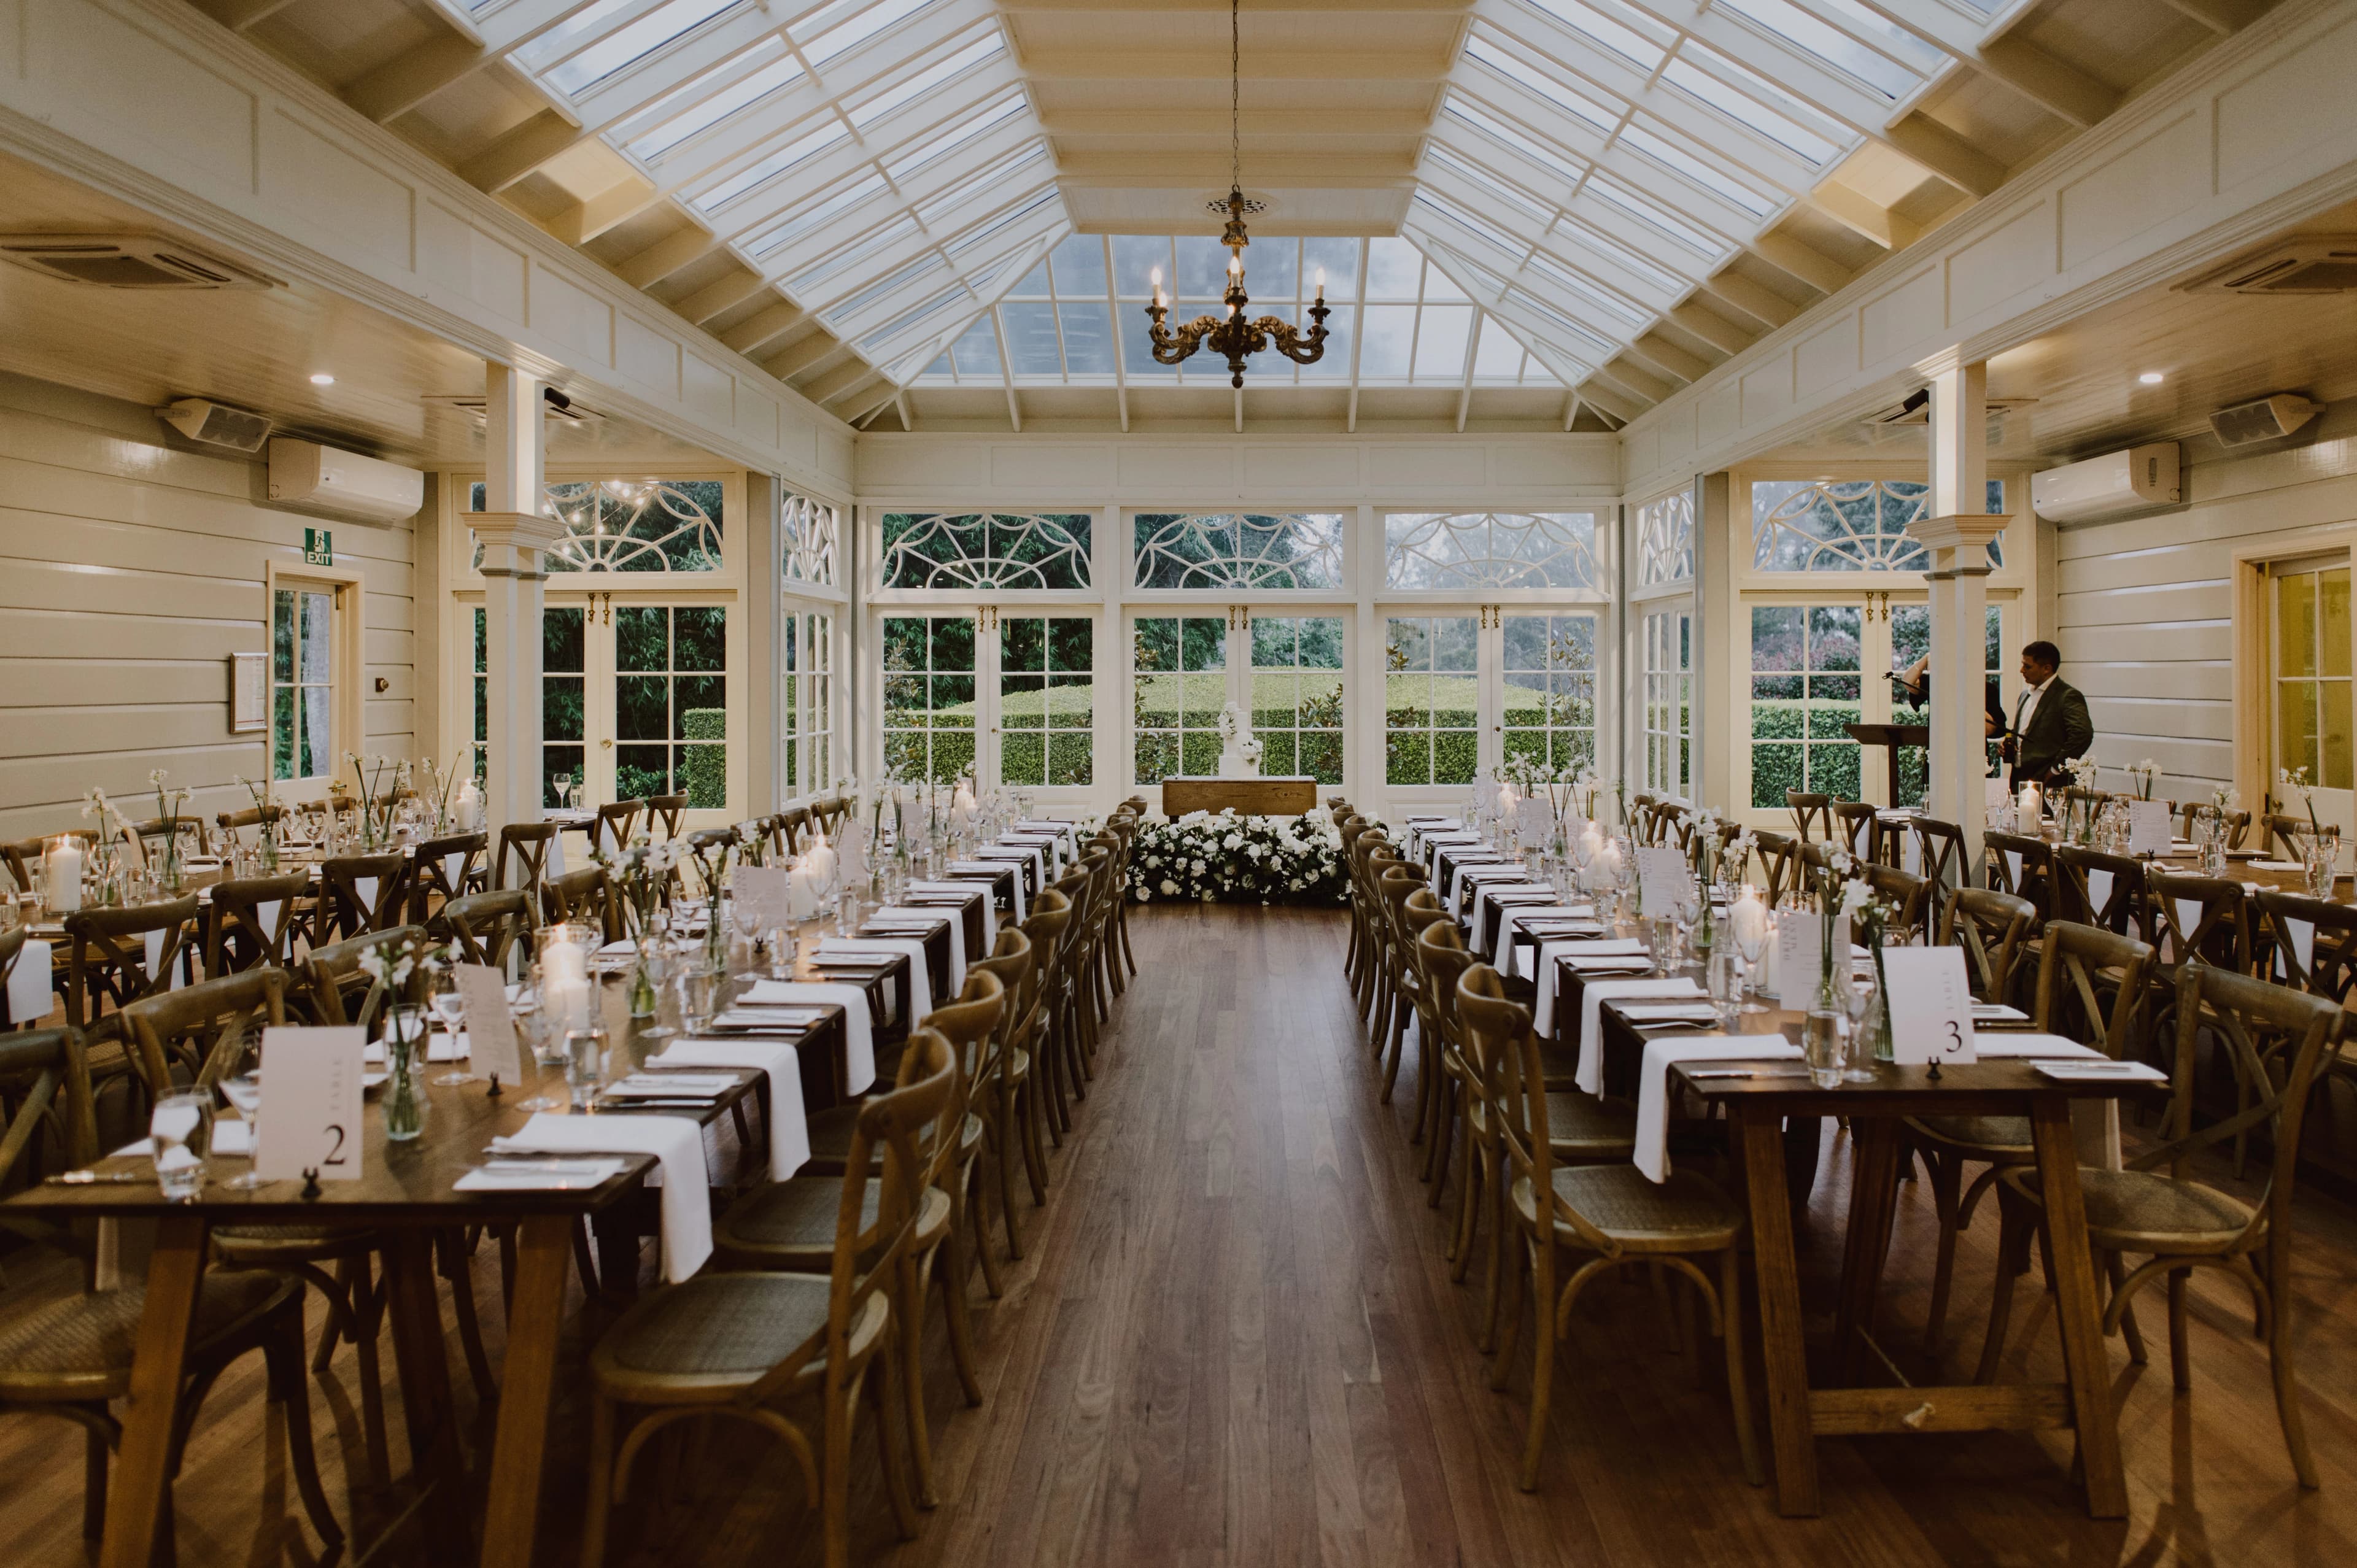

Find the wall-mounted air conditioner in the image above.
[
  {"left": 266, "top": 438, "right": 423, "bottom": 525},
  {"left": 2030, "top": 443, "right": 2181, "bottom": 524}
]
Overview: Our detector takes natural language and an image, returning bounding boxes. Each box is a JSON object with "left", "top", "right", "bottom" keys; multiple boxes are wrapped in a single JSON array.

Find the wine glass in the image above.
[
  {"left": 1841, "top": 964, "right": 1880, "bottom": 1082},
  {"left": 217, "top": 1032, "right": 267, "bottom": 1191},
  {"left": 1736, "top": 914, "right": 1773, "bottom": 1015},
  {"left": 509, "top": 983, "right": 563, "bottom": 1111},
  {"left": 428, "top": 965, "right": 474, "bottom": 1085}
]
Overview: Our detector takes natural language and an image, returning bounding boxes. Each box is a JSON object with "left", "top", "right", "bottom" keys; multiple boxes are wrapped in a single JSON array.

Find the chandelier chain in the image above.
[{"left": 1231, "top": 0, "right": 1240, "bottom": 195}]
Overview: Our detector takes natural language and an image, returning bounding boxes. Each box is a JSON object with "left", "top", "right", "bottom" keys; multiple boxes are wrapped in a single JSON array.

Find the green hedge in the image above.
[{"left": 681, "top": 708, "right": 726, "bottom": 808}]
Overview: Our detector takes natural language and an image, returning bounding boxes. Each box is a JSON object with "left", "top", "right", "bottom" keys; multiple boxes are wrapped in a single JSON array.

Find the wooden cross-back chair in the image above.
[
  {"left": 2262, "top": 811, "right": 2332, "bottom": 862},
  {"left": 1414, "top": 919, "right": 1478, "bottom": 1215},
  {"left": 683, "top": 827, "right": 737, "bottom": 898},
  {"left": 592, "top": 799, "right": 644, "bottom": 859},
  {"left": 320, "top": 853, "right": 412, "bottom": 943},
  {"left": 1459, "top": 964, "right": 1759, "bottom": 1493},
  {"left": 966, "top": 929, "right": 1040, "bottom": 1265},
  {"left": 584, "top": 1028, "right": 954, "bottom": 1568},
  {"left": 213, "top": 804, "right": 288, "bottom": 847},
  {"left": 1910, "top": 817, "right": 1968, "bottom": 903},
  {"left": 406, "top": 832, "right": 487, "bottom": 924},
  {"left": 126, "top": 814, "right": 204, "bottom": 868},
  {"left": 1939, "top": 887, "right": 2035, "bottom": 1010},
  {"left": 1016, "top": 890, "right": 1074, "bottom": 1148},
  {"left": 2175, "top": 801, "right": 2252, "bottom": 849},
  {"left": 1985, "top": 962, "right": 2340, "bottom": 1488},
  {"left": 120, "top": 966, "right": 290, "bottom": 1096},
  {"left": 439, "top": 889, "right": 536, "bottom": 971},
  {"left": 1374, "top": 866, "right": 1440, "bottom": 1102},
  {"left": 642, "top": 793, "right": 688, "bottom": 840},
  {"left": 1831, "top": 801, "right": 1876, "bottom": 860},
  {"left": 2053, "top": 845, "right": 2157, "bottom": 944},
  {"left": 202, "top": 871, "right": 309, "bottom": 979},
  {"left": 1787, "top": 791, "right": 1833, "bottom": 844},
  {"left": 2150, "top": 871, "right": 2256, "bottom": 975},
  {"left": 1751, "top": 830, "right": 1802, "bottom": 906},
  {"left": 1861, "top": 862, "right": 1932, "bottom": 938},
  {"left": 1983, "top": 830, "right": 2055, "bottom": 920},
  {"left": 303, "top": 925, "right": 428, "bottom": 1031},
  {"left": 63, "top": 898, "right": 199, "bottom": 1035},
  {"left": 0, "top": 1022, "right": 343, "bottom": 1554},
  {"left": 494, "top": 822, "right": 560, "bottom": 891},
  {"left": 542, "top": 867, "right": 619, "bottom": 943},
  {"left": 1906, "top": 920, "right": 2154, "bottom": 1362},
  {"left": 811, "top": 793, "right": 851, "bottom": 840}
]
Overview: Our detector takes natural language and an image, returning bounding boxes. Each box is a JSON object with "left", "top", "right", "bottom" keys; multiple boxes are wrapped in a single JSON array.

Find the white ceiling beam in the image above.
[
  {"left": 1018, "top": 48, "right": 1454, "bottom": 80},
  {"left": 1749, "top": 233, "right": 1849, "bottom": 296},
  {"left": 1051, "top": 152, "right": 1419, "bottom": 183},
  {"left": 719, "top": 301, "right": 811, "bottom": 357},
  {"left": 2152, "top": 0, "right": 2268, "bottom": 32},
  {"left": 1881, "top": 115, "right": 2006, "bottom": 199},
  {"left": 803, "top": 357, "right": 884, "bottom": 406},
  {"left": 1040, "top": 108, "right": 1430, "bottom": 137},
  {"left": 1622, "top": 334, "right": 1709, "bottom": 387},
  {"left": 552, "top": 177, "right": 662, "bottom": 245},
  {"left": 459, "top": 109, "right": 587, "bottom": 193},
  {"left": 895, "top": 388, "right": 916, "bottom": 431},
  {"left": 1806, "top": 179, "right": 1919, "bottom": 252},
  {"left": 620, "top": 226, "right": 723, "bottom": 288},
  {"left": 339, "top": 0, "right": 602, "bottom": 122},
  {"left": 676, "top": 270, "right": 770, "bottom": 326},
  {"left": 1593, "top": 358, "right": 1674, "bottom": 406},
  {"left": 1666, "top": 301, "right": 1755, "bottom": 357},
  {"left": 207, "top": 0, "right": 306, "bottom": 30},
  {"left": 1576, "top": 380, "right": 1644, "bottom": 423},
  {"left": 838, "top": 382, "right": 901, "bottom": 426},
  {"left": 766, "top": 334, "right": 853, "bottom": 380},
  {"left": 1700, "top": 272, "right": 1800, "bottom": 330},
  {"left": 1836, "top": 0, "right": 2121, "bottom": 127}
]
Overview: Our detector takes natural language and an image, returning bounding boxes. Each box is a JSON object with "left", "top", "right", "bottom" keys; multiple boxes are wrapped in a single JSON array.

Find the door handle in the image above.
[{"left": 600, "top": 738, "right": 613, "bottom": 749}]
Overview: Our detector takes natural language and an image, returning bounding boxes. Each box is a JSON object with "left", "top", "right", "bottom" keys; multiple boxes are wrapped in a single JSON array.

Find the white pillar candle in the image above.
[
  {"left": 45, "top": 836, "right": 83, "bottom": 914},
  {"left": 1731, "top": 886, "right": 1768, "bottom": 948},
  {"left": 2018, "top": 782, "right": 2042, "bottom": 827}
]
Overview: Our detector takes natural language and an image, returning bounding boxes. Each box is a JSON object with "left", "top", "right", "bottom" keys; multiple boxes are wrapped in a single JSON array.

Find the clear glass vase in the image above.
[{"left": 382, "top": 1004, "right": 428, "bottom": 1142}]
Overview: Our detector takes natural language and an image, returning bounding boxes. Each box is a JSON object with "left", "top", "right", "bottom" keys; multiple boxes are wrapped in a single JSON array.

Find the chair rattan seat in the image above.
[
  {"left": 1541, "top": 1091, "right": 1638, "bottom": 1156},
  {"left": 1908, "top": 1114, "right": 2032, "bottom": 1154},
  {"left": 1512, "top": 1165, "right": 1742, "bottom": 1251},
  {"left": 597, "top": 1272, "right": 889, "bottom": 1394},
  {"left": 0, "top": 1270, "right": 290, "bottom": 1398},
  {"left": 716, "top": 1177, "right": 950, "bottom": 1261},
  {"left": 2010, "top": 1166, "right": 2255, "bottom": 1251},
  {"left": 805, "top": 1104, "right": 985, "bottom": 1166}
]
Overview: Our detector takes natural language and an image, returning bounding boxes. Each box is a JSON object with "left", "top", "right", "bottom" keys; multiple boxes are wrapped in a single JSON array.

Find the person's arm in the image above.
[
  {"left": 2057, "top": 684, "right": 2095, "bottom": 761},
  {"left": 1900, "top": 653, "right": 1930, "bottom": 709}
]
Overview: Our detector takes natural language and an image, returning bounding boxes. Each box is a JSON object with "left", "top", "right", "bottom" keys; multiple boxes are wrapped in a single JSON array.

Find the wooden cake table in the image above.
[{"left": 1159, "top": 775, "right": 1317, "bottom": 816}]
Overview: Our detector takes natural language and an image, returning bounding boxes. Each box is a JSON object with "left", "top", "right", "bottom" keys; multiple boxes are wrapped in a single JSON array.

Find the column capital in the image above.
[
  {"left": 1906, "top": 512, "right": 2012, "bottom": 553},
  {"left": 471, "top": 509, "right": 564, "bottom": 576}
]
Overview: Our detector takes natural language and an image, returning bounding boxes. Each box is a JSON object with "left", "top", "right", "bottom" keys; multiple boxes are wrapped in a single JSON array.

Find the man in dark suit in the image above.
[{"left": 2002, "top": 640, "right": 2094, "bottom": 788}]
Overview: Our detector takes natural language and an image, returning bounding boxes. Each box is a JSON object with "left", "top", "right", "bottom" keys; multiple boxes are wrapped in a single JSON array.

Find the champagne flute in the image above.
[
  {"left": 428, "top": 966, "right": 474, "bottom": 1085},
  {"left": 217, "top": 1031, "right": 267, "bottom": 1191}
]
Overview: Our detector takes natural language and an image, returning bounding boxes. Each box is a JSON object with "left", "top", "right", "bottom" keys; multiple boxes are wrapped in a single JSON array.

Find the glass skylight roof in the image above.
[
  {"left": 497, "top": 0, "right": 1070, "bottom": 383},
  {"left": 913, "top": 235, "right": 1565, "bottom": 392}
]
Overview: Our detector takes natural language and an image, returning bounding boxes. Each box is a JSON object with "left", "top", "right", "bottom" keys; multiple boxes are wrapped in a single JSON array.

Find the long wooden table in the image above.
[{"left": 0, "top": 918, "right": 942, "bottom": 1568}]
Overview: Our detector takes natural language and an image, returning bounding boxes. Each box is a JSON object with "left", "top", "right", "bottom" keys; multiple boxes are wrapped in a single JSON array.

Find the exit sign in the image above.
[{"left": 303, "top": 527, "right": 333, "bottom": 565}]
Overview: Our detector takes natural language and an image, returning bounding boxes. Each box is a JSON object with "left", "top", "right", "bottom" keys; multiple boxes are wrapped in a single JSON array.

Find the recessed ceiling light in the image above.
[
  {"left": 2138, "top": 371, "right": 2165, "bottom": 385},
  {"left": 309, "top": 373, "right": 335, "bottom": 385}
]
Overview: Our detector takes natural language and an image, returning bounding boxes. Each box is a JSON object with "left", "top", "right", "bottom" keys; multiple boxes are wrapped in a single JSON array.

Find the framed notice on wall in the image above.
[{"left": 229, "top": 651, "right": 267, "bottom": 733}]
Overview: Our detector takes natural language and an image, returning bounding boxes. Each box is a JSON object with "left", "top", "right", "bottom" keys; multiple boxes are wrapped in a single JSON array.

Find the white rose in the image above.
[{"left": 1160, "top": 879, "right": 1178, "bottom": 895}]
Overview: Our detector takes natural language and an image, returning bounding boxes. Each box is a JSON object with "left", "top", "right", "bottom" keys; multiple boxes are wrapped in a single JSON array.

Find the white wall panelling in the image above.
[
  {"left": 0, "top": 0, "right": 854, "bottom": 498},
  {"left": 0, "top": 371, "right": 415, "bottom": 842},
  {"left": 1618, "top": 0, "right": 2357, "bottom": 501}
]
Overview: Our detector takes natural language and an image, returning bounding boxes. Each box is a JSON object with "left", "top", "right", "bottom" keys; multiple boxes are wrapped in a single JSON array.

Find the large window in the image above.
[
  {"left": 880, "top": 512, "right": 1092, "bottom": 590},
  {"left": 1636, "top": 491, "right": 1695, "bottom": 587},
  {"left": 614, "top": 606, "right": 727, "bottom": 806},
  {"left": 1250, "top": 616, "right": 1347, "bottom": 782},
  {"left": 1382, "top": 512, "right": 1600, "bottom": 590},
  {"left": 1749, "top": 603, "right": 1861, "bottom": 806},
  {"left": 1132, "top": 512, "right": 1343, "bottom": 590},
  {"left": 543, "top": 605, "right": 587, "bottom": 809},
  {"left": 1502, "top": 613, "right": 1598, "bottom": 771},
  {"left": 881, "top": 614, "right": 977, "bottom": 784},
  {"left": 468, "top": 479, "right": 726, "bottom": 574},
  {"left": 1642, "top": 607, "right": 1692, "bottom": 798},
  {"left": 2275, "top": 560, "right": 2353, "bottom": 791},
  {"left": 271, "top": 582, "right": 338, "bottom": 781},
  {"left": 781, "top": 608, "right": 838, "bottom": 797},
  {"left": 1751, "top": 479, "right": 2005, "bottom": 573},
  {"left": 1385, "top": 616, "right": 1481, "bottom": 786},
  {"left": 1131, "top": 615, "right": 1228, "bottom": 783},
  {"left": 998, "top": 616, "right": 1094, "bottom": 786}
]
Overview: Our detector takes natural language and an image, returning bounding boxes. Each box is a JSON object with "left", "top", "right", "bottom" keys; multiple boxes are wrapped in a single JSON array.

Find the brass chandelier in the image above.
[{"left": 1142, "top": 0, "right": 1329, "bottom": 388}]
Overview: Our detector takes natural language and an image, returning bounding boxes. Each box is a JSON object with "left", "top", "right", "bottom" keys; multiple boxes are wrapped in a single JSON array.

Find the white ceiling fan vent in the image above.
[
  {"left": 0, "top": 233, "right": 275, "bottom": 290},
  {"left": 2182, "top": 237, "right": 2357, "bottom": 295}
]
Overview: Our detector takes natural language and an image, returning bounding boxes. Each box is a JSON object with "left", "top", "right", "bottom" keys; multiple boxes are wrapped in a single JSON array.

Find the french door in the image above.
[
  {"left": 538, "top": 593, "right": 733, "bottom": 819},
  {"left": 1741, "top": 593, "right": 2008, "bottom": 817},
  {"left": 2263, "top": 553, "right": 2353, "bottom": 830},
  {"left": 1129, "top": 607, "right": 1350, "bottom": 787},
  {"left": 1379, "top": 607, "right": 1601, "bottom": 792},
  {"left": 878, "top": 608, "right": 1099, "bottom": 791}
]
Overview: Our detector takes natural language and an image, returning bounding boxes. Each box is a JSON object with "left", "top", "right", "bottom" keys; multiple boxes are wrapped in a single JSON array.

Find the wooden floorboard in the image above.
[{"left": 7, "top": 903, "right": 2357, "bottom": 1565}]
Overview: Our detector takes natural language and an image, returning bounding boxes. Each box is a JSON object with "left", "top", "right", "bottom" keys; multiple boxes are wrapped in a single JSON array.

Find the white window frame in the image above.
[{"left": 263, "top": 558, "right": 363, "bottom": 798}]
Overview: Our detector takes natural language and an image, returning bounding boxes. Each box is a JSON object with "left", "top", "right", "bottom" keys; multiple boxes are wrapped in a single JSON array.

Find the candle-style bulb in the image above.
[{"left": 1315, "top": 267, "right": 1326, "bottom": 301}]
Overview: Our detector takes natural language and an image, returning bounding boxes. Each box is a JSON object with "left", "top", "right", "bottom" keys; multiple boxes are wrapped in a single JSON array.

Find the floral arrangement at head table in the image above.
[
  {"left": 343, "top": 752, "right": 396, "bottom": 848},
  {"left": 2127, "top": 757, "right": 2162, "bottom": 801},
  {"left": 79, "top": 786, "right": 126, "bottom": 897},
  {"left": 1128, "top": 808, "right": 1346, "bottom": 906}
]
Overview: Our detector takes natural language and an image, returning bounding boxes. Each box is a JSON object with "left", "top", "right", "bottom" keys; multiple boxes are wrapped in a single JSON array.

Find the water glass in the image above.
[
  {"left": 150, "top": 1092, "right": 214, "bottom": 1202},
  {"left": 1707, "top": 949, "right": 1746, "bottom": 1029},
  {"left": 429, "top": 968, "right": 473, "bottom": 1085},
  {"left": 1841, "top": 969, "right": 1881, "bottom": 1082},
  {"left": 565, "top": 1027, "right": 608, "bottom": 1109},
  {"left": 766, "top": 926, "right": 795, "bottom": 981},
  {"left": 1802, "top": 1006, "right": 1844, "bottom": 1090},
  {"left": 2307, "top": 840, "right": 2337, "bottom": 900},
  {"left": 683, "top": 968, "right": 725, "bottom": 1034},
  {"left": 837, "top": 890, "right": 862, "bottom": 938}
]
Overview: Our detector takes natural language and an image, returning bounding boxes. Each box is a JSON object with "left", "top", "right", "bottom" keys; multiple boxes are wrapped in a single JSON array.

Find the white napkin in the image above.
[
  {"left": 911, "top": 881, "right": 997, "bottom": 944},
  {"left": 365, "top": 1032, "right": 468, "bottom": 1063},
  {"left": 141, "top": 929, "right": 187, "bottom": 992},
  {"left": 980, "top": 844, "right": 1047, "bottom": 892},
  {"left": 2250, "top": 860, "right": 2305, "bottom": 873},
  {"left": 491, "top": 1113, "right": 711, "bottom": 1280},
  {"left": 1577, "top": 979, "right": 1708, "bottom": 1094},
  {"left": 546, "top": 832, "right": 567, "bottom": 878},
  {"left": 653, "top": 1039, "right": 810, "bottom": 1178},
  {"left": 875, "top": 906, "right": 965, "bottom": 990},
  {"left": 816, "top": 938, "right": 932, "bottom": 1023},
  {"left": 947, "top": 862, "right": 1024, "bottom": 921},
  {"left": 1495, "top": 908, "right": 1592, "bottom": 976},
  {"left": 5, "top": 937, "right": 50, "bottom": 1024},
  {"left": 1468, "top": 881, "right": 1539, "bottom": 949},
  {"left": 1635, "top": 1035, "right": 1803, "bottom": 1181},
  {"left": 1532, "top": 939, "right": 1649, "bottom": 1034},
  {"left": 741, "top": 979, "right": 876, "bottom": 1094}
]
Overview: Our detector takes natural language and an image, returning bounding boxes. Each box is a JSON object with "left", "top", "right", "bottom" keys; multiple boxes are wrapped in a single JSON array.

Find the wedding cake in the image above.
[{"left": 1215, "top": 700, "right": 1262, "bottom": 778}]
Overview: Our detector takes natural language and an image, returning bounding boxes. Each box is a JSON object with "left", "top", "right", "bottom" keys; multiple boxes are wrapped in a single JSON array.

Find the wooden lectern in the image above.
[{"left": 1846, "top": 722, "right": 1930, "bottom": 804}]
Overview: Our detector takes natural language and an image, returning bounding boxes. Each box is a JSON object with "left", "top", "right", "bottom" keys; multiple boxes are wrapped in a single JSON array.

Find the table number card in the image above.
[
  {"left": 1880, "top": 946, "right": 1976, "bottom": 1065},
  {"left": 255, "top": 1026, "right": 366, "bottom": 1182},
  {"left": 455, "top": 962, "right": 521, "bottom": 1083},
  {"left": 735, "top": 865, "right": 795, "bottom": 935},
  {"left": 2127, "top": 799, "right": 2173, "bottom": 857},
  {"left": 1634, "top": 846, "right": 1688, "bottom": 919}
]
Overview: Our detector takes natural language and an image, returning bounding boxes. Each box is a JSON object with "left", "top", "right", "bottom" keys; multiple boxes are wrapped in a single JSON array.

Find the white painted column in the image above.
[
  {"left": 474, "top": 364, "right": 561, "bottom": 840},
  {"left": 1908, "top": 362, "right": 2010, "bottom": 886}
]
